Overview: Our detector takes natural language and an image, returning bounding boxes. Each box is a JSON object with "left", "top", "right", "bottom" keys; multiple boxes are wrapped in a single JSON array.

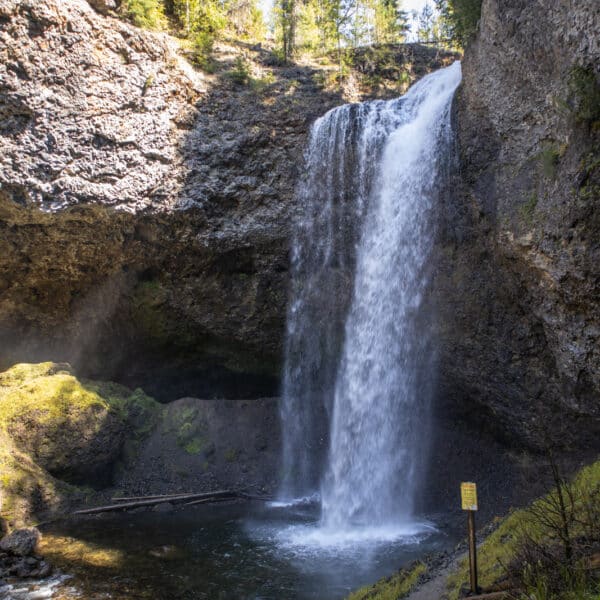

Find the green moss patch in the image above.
[
  {"left": 347, "top": 561, "right": 426, "bottom": 600},
  {"left": 0, "top": 363, "right": 112, "bottom": 428},
  {"left": 446, "top": 459, "right": 600, "bottom": 599},
  {"left": 170, "top": 404, "right": 210, "bottom": 456},
  {"left": 0, "top": 363, "right": 160, "bottom": 525}
]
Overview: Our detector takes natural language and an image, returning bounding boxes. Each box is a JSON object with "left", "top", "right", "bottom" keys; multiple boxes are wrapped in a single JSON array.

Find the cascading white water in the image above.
[{"left": 280, "top": 62, "right": 461, "bottom": 533}]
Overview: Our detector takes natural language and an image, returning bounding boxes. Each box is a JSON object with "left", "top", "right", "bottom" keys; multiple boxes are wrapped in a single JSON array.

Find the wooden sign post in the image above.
[{"left": 461, "top": 482, "right": 479, "bottom": 594}]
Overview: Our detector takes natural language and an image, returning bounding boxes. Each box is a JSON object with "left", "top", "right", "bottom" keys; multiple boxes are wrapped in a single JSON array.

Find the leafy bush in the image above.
[
  {"left": 225, "top": 56, "right": 252, "bottom": 85},
  {"left": 122, "top": 0, "right": 166, "bottom": 30},
  {"left": 193, "top": 31, "right": 217, "bottom": 70}
]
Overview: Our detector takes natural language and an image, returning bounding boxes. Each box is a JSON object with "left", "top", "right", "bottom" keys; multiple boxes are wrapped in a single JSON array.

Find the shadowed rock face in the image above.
[
  {"left": 0, "top": 0, "right": 597, "bottom": 455},
  {"left": 116, "top": 396, "right": 280, "bottom": 497},
  {"left": 434, "top": 0, "right": 600, "bottom": 449},
  {"left": 0, "top": 0, "right": 456, "bottom": 400}
]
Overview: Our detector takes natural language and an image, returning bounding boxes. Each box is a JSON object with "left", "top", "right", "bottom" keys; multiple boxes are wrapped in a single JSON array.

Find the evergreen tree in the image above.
[
  {"left": 434, "top": 0, "right": 481, "bottom": 46},
  {"left": 416, "top": 1, "right": 435, "bottom": 42}
]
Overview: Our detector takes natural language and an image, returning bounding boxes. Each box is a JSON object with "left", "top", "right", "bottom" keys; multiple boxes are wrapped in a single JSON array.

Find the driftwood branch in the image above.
[
  {"left": 73, "top": 490, "right": 272, "bottom": 515},
  {"left": 466, "top": 593, "right": 517, "bottom": 600}
]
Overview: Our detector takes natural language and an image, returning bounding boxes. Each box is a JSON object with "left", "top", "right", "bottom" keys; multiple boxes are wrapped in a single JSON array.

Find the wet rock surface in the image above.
[
  {"left": 116, "top": 396, "right": 280, "bottom": 496},
  {"left": 0, "top": 528, "right": 53, "bottom": 581},
  {"left": 434, "top": 0, "right": 600, "bottom": 449}
]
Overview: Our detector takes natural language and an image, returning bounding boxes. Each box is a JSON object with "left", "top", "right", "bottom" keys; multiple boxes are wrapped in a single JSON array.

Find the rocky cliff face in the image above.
[
  {"left": 0, "top": 0, "right": 598, "bottom": 530},
  {"left": 0, "top": 0, "right": 456, "bottom": 399},
  {"left": 435, "top": 0, "right": 600, "bottom": 449}
]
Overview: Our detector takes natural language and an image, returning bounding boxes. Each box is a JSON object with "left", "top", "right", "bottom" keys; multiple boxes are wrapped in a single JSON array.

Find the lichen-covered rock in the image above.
[
  {"left": 435, "top": 0, "right": 600, "bottom": 447},
  {"left": 0, "top": 0, "right": 201, "bottom": 212},
  {"left": 0, "top": 527, "right": 40, "bottom": 556}
]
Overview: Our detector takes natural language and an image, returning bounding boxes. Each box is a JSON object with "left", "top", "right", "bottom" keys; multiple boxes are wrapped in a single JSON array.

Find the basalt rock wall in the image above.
[
  {"left": 1, "top": 0, "right": 598, "bottom": 457},
  {"left": 0, "top": 0, "right": 456, "bottom": 400},
  {"left": 434, "top": 0, "right": 600, "bottom": 450}
]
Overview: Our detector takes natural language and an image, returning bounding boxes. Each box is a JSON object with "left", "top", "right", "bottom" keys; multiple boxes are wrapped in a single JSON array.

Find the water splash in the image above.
[{"left": 280, "top": 62, "right": 461, "bottom": 535}]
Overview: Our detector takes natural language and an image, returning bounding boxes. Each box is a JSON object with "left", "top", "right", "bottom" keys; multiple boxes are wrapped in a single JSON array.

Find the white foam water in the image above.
[{"left": 279, "top": 62, "right": 462, "bottom": 541}]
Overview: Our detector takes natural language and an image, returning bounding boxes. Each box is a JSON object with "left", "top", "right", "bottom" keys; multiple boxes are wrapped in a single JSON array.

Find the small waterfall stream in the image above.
[{"left": 280, "top": 62, "right": 462, "bottom": 535}]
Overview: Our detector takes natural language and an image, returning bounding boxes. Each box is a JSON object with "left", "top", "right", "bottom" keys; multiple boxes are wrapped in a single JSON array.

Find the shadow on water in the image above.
[{"left": 37, "top": 502, "right": 457, "bottom": 600}]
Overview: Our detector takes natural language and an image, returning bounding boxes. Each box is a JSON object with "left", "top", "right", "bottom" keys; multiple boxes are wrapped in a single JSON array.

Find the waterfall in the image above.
[{"left": 280, "top": 62, "right": 461, "bottom": 531}]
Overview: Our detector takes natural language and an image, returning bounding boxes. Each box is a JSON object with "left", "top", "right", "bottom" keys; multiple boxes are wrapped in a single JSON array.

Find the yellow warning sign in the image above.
[{"left": 461, "top": 482, "right": 478, "bottom": 511}]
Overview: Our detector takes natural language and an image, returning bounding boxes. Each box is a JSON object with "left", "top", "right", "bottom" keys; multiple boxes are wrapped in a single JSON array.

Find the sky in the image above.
[
  {"left": 402, "top": 0, "right": 431, "bottom": 14},
  {"left": 260, "top": 0, "right": 435, "bottom": 33}
]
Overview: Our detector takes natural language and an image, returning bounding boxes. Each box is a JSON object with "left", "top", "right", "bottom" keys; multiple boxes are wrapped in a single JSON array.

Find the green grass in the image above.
[
  {"left": 446, "top": 459, "right": 600, "bottom": 599},
  {"left": 347, "top": 561, "right": 426, "bottom": 600}
]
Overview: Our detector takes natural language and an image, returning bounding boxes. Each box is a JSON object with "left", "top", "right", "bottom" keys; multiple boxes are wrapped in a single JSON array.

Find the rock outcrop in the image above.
[
  {"left": 435, "top": 0, "right": 600, "bottom": 448},
  {"left": 0, "top": 362, "right": 158, "bottom": 525},
  {"left": 0, "top": 0, "right": 456, "bottom": 399},
  {"left": 116, "top": 396, "right": 280, "bottom": 496}
]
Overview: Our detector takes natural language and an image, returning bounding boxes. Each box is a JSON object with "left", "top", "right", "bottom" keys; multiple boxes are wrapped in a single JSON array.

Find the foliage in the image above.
[
  {"left": 347, "top": 561, "right": 426, "bottom": 600},
  {"left": 193, "top": 30, "right": 217, "bottom": 70},
  {"left": 414, "top": 1, "right": 436, "bottom": 42},
  {"left": 122, "top": 0, "right": 166, "bottom": 29},
  {"left": 274, "top": 0, "right": 409, "bottom": 63},
  {"left": 434, "top": 0, "right": 482, "bottom": 47},
  {"left": 166, "top": 0, "right": 265, "bottom": 69},
  {"left": 539, "top": 146, "right": 561, "bottom": 179},
  {"left": 567, "top": 66, "right": 600, "bottom": 125},
  {"left": 520, "top": 192, "right": 538, "bottom": 224},
  {"left": 446, "top": 459, "right": 600, "bottom": 600},
  {"left": 225, "top": 56, "right": 252, "bottom": 84}
]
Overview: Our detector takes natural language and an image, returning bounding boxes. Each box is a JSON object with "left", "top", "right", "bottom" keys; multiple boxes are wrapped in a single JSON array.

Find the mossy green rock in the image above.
[{"left": 0, "top": 362, "right": 159, "bottom": 488}]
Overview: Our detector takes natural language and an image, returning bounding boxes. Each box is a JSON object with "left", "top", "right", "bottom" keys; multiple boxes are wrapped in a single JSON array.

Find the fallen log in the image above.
[
  {"left": 74, "top": 490, "right": 269, "bottom": 515},
  {"left": 182, "top": 496, "right": 239, "bottom": 507},
  {"left": 111, "top": 493, "right": 205, "bottom": 502},
  {"left": 465, "top": 592, "right": 517, "bottom": 600}
]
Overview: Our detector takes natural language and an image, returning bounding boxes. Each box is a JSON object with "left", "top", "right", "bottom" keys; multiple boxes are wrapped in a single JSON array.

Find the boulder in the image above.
[
  {"left": 87, "top": 0, "right": 117, "bottom": 13},
  {"left": 0, "top": 528, "right": 40, "bottom": 557}
]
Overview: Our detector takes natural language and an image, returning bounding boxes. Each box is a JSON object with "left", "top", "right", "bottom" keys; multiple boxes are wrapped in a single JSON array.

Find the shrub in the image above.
[
  {"left": 225, "top": 56, "right": 252, "bottom": 85},
  {"left": 193, "top": 31, "right": 216, "bottom": 70},
  {"left": 568, "top": 66, "right": 600, "bottom": 125},
  {"left": 446, "top": 460, "right": 600, "bottom": 600},
  {"left": 122, "top": 0, "right": 166, "bottom": 30},
  {"left": 435, "top": 0, "right": 482, "bottom": 47}
]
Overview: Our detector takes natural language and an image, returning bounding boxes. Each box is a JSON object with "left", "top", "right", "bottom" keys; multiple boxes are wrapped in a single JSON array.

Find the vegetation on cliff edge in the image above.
[{"left": 345, "top": 459, "right": 600, "bottom": 600}]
